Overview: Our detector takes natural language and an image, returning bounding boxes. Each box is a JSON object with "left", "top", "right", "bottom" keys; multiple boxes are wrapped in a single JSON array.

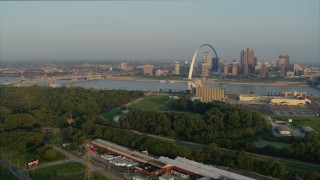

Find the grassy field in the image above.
[
  {"left": 0, "top": 145, "right": 67, "bottom": 168},
  {"left": 254, "top": 140, "right": 290, "bottom": 149},
  {"left": 273, "top": 115, "right": 320, "bottom": 132},
  {"left": 101, "top": 108, "right": 121, "bottom": 120},
  {"left": 67, "top": 173, "right": 110, "bottom": 180},
  {"left": 281, "top": 160, "right": 320, "bottom": 175},
  {"left": 0, "top": 165, "right": 17, "bottom": 180},
  {"left": 252, "top": 156, "right": 320, "bottom": 175},
  {"left": 129, "top": 94, "right": 175, "bottom": 111},
  {"left": 29, "top": 162, "right": 85, "bottom": 180}
]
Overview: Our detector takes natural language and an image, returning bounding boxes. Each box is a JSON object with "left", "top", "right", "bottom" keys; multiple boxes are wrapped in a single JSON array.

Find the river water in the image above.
[{"left": 1, "top": 77, "right": 319, "bottom": 95}]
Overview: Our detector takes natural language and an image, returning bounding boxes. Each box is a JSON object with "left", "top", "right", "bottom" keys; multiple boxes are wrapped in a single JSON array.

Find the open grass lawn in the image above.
[
  {"left": 101, "top": 108, "right": 121, "bottom": 120},
  {"left": 66, "top": 173, "right": 110, "bottom": 180},
  {"left": 0, "top": 165, "right": 17, "bottom": 180},
  {"left": 281, "top": 160, "right": 320, "bottom": 175},
  {"left": 129, "top": 94, "right": 174, "bottom": 111},
  {"left": 273, "top": 115, "right": 320, "bottom": 132},
  {"left": 254, "top": 140, "right": 290, "bottom": 149},
  {"left": 29, "top": 162, "right": 85, "bottom": 180},
  {"left": 252, "top": 156, "right": 320, "bottom": 175},
  {"left": 0, "top": 145, "right": 67, "bottom": 168},
  {"left": 129, "top": 94, "right": 193, "bottom": 113}
]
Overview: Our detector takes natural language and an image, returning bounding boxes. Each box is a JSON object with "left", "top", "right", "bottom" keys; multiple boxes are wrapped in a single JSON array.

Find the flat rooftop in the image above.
[
  {"left": 92, "top": 139, "right": 167, "bottom": 168},
  {"left": 158, "top": 156, "right": 254, "bottom": 180}
]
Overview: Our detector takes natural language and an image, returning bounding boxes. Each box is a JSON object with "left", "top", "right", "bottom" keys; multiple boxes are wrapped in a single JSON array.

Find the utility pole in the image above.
[
  {"left": 26, "top": 169, "right": 30, "bottom": 180},
  {"left": 84, "top": 147, "right": 93, "bottom": 180}
]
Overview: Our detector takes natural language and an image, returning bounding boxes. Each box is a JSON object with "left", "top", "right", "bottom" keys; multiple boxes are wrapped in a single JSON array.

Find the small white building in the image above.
[{"left": 276, "top": 126, "right": 290, "bottom": 135}]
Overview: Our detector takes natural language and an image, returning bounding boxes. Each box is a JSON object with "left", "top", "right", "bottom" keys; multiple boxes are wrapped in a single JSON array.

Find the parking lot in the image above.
[{"left": 268, "top": 105, "right": 316, "bottom": 116}]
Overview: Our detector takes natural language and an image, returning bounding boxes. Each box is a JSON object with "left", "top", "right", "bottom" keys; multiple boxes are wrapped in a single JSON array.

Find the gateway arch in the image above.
[{"left": 188, "top": 44, "right": 219, "bottom": 80}]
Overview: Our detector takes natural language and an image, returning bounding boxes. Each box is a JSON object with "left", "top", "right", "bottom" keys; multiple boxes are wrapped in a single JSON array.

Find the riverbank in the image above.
[
  {"left": 116, "top": 76, "right": 307, "bottom": 86},
  {"left": 205, "top": 80, "right": 307, "bottom": 86}
]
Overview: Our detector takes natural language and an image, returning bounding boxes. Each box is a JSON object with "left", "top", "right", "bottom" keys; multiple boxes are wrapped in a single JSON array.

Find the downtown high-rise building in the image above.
[
  {"left": 143, "top": 64, "right": 154, "bottom": 75},
  {"left": 259, "top": 63, "right": 267, "bottom": 77},
  {"left": 223, "top": 63, "right": 238, "bottom": 77},
  {"left": 212, "top": 58, "right": 219, "bottom": 72},
  {"left": 241, "top": 48, "right": 255, "bottom": 75},
  {"left": 276, "top": 53, "right": 290, "bottom": 77},
  {"left": 278, "top": 54, "right": 290, "bottom": 66},
  {"left": 174, "top": 61, "right": 180, "bottom": 75},
  {"left": 202, "top": 52, "right": 212, "bottom": 70},
  {"left": 120, "top": 62, "right": 127, "bottom": 70},
  {"left": 201, "top": 63, "right": 210, "bottom": 77}
]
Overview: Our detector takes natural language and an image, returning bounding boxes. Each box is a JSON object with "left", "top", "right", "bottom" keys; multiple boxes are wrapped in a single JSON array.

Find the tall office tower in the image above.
[
  {"left": 155, "top": 69, "right": 163, "bottom": 76},
  {"left": 218, "top": 60, "right": 223, "bottom": 80},
  {"left": 243, "top": 63, "right": 249, "bottom": 76},
  {"left": 277, "top": 54, "right": 289, "bottom": 68},
  {"left": 279, "top": 53, "right": 289, "bottom": 66},
  {"left": 260, "top": 63, "right": 267, "bottom": 77},
  {"left": 293, "top": 64, "right": 302, "bottom": 75},
  {"left": 174, "top": 61, "right": 180, "bottom": 75},
  {"left": 212, "top": 58, "right": 219, "bottom": 72},
  {"left": 241, "top": 48, "right": 255, "bottom": 74},
  {"left": 202, "top": 52, "right": 212, "bottom": 70},
  {"left": 280, "top": 64, "right": 286, "bottom": 77},
  {"left": 143, "top": 64, "right": 154, "bottom": 75},
  {"left": 223, "top": 65, "right": 229, "bottom": 76},
  {"left": 120, "top": 62, "right": 127, "bottom": 70},
  {"left": 232, "top": 64, "right": 238, "bottom": 76},
  {"left": 224, "top": 64, "right": 238, "bottom": 76},
  {"left": 202, "top": 63, "right": 210, "bottom": 77}
]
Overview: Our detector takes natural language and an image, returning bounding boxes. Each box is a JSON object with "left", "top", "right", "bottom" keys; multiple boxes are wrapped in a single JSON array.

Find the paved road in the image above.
[
  {"left": 50, "top": 145, "right": 125, "bottom": 180},
  {"left": 29, "top": 159, "right": 74, "bottom": 170}
]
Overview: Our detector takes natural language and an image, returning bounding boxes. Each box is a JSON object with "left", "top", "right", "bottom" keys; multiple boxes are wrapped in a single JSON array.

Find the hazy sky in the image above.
[{"left": 0, "top": 0, "right": 319, "bottom": 63}]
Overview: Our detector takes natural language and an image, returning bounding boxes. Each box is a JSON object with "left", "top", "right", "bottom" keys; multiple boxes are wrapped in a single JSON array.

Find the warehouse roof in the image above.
[
  {"left": 92, "top": 139, "right": 167, "bottom": 168},
  {"left": 158, "top": 156, "right": 254, "bottom": 180}
]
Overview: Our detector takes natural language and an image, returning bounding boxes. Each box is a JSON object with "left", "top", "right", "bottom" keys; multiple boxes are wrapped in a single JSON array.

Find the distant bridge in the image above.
[{"left": 0, "top": 68, "right": 45, "bottom": 77}]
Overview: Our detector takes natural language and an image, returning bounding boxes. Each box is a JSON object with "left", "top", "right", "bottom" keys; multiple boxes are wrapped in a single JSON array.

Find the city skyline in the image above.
[{"left": 0, "top": 0, "right": 319, "bottom": 63}]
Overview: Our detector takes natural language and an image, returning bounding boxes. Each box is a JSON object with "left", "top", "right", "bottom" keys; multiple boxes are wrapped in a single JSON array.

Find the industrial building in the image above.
[
  {"left": 158, "top": 156, "right": 254, "bottom": 180},
  {"left": 91, "top": 139, "right": 167, "bottom": 176},
  {"left": 159, "top": 174, "right": 174, "bottom": 180},
  {"left": 270, "top": 97, "right": 310, "bottom": 106},
  {"left": 239, "top": 94, "right": 269, "bottom": 102},
  {"left": 91, "top": 139, "right": 254, "bottom": 179},
  {"left": 191, "top": 87, "right": 225, "bottom": 102},
  {"left": 281, "top": 91, "right": 308, "bottom": 98}
]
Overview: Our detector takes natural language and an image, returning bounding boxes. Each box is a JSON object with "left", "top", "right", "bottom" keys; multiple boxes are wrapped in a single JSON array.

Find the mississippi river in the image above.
[{"left": 1, "top": 77, "right": 319, "bottom": 95}]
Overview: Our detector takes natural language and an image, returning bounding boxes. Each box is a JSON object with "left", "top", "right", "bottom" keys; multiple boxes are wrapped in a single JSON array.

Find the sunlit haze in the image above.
[{"left": 0, "top": 0, "right": 319, "bottom": 63}]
